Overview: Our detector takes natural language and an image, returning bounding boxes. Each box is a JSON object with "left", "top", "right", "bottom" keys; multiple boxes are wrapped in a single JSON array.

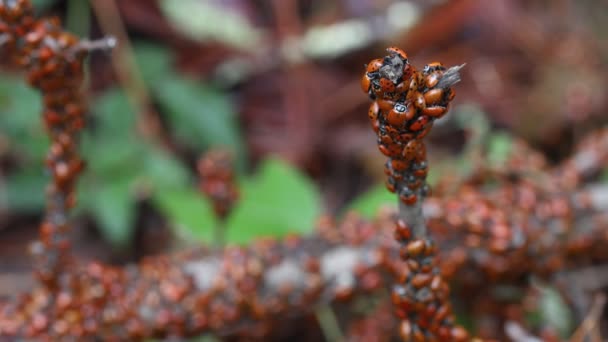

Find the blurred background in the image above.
[{"left": 0, "top": 0, "right": 607, "bottom": 337}]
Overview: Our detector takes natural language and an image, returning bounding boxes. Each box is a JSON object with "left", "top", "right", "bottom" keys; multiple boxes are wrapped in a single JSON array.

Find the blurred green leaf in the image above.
[
  {"left": 79, "top": 88, "right": 191, "bottom": 246},
  {"left": 0, "top": 77, "right": 47, "bottom": 212},
  {"left": 82, "top": 89, "right": 140, "bottom": 180},
  {"left": 3, "top": 169, "right": 46, "bottom": 211},
  {"left": 83, "top": 137, "right": 141, "bottom": 178},
  {"left": 140, "top": 145, "right": 190, "bottom": 190},
  {"left": 158, "top": 0, "right": 262, "bottom": 50},
  {"left": 153, "top": 188, "right": 217, "bottom": 243},
  {"left": 346, "top": 183, "right": 395, "bottom": 218},
  {"left": 65, "top": 0, "right": 90, "bottom": 36},
  {"left": 31, "top": 0, "right": 56, "bottom": 11},
  {"left": 0, "top": 77, "right": 47, "bottom": 160},
  {"left": 91, "top": 88, "right": 137, "bottom": 137},
  {"left": 487, "top": 132, "right": 513, "bottom": 167},
  {"left": 133, "top": 42, "right": 174, "bottom": 86},
  {"left": 87, "top": 179, "right": 136, "bottom": 247},
  {"left": 537, "top": 283, "right": 573, "bottom": 338},
  {"left": 226, "top": 157, "right": 320, "bottom": 244},
  {"left": 155, "top": 76, "right": 245, "bottom": 163}
]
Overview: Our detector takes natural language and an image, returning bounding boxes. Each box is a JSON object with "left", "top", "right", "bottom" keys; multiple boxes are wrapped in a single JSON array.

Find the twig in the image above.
[
  {"left": 89, "top": 0, "right": 163, "bottom": 144},
  {"left": 70, "top": 36, "right": 117, "bottom": 54},
  {"left": 316, "top": 304, "right": 345, "bottom": 342},
  {"left": 570, "top": 293, "right": 606, "bottom": 342}
]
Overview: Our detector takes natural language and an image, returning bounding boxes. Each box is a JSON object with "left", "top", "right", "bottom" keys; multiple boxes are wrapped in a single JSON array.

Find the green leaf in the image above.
[
  {"left": 91, "top": 88, "right": 137, "bottom": 137},
  {"left": 154, "top": 76, "right": 245, "bottom": 164},
  {"left": 87, "top": 179, "right": 137, "bottom": 247},
  {"left": 0, "top": 77, "right": 47, "bottom": 160},
  {"left": 83, "top": 88, "right": 143, "bottom": 179},
  {"left": 65, "top": 0, "right": 90, "bottom": 36},
  {"left": 487, "top": 132, "right": 513, "bottom": 167},
  {"left": 346, "top": 183, "right": 395, "bottom": 218},
  {"left": 83, "top": 136, "right": 142, "bottom": 178},
  {"left": 31, "top": 0, "right": 57, "bottom": 11},
  {"left": 225, "top": 157, "right": 320, "bottom": 244},
  {"left": 133, "top": 42, "right": 174, "bottom": 86},
  {"left": 140, "top": 145, "right": 190, "bottom": 190},
  {"left": 158, "top": 0, "right": 263, "bottom": 50},
  {"left": 2, "top": 169, "right": 47, "bottom": 211},
  {"left": 153, "top": 188, "right": 218, "bottom": 243},
  {"left": 537, "top": 283, "right": 573, "bottom": 338},
  {"left": 79, "top": 87, "right": 193, "bottom": 246}
]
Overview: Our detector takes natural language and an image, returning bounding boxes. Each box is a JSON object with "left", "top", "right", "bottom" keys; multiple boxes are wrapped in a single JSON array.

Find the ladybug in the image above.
[
  {"left": 366, "top": 58, "right": 383, "bottom": 74},
  {"left": 411, "top": 91, "right": 425, "bottom": 110},
  {"left": 383, "top": 125, "right": 401, "bottom": 140},
  {"left": 399, "top": 132, "right": 415, "bottom": 142},
  {"left": 387, "top": 102, "right": 414, "bottom": 127},
  {"left": 402, "top": 139, "right": 419, "bottom": 161},
  {"left": 395, "top": 80, "right": 410, "bottom": 95},
  {"left": 424, "top": 72, "right": 441, "bottom": 88},
  {"left": 416, "top": 122, "right": 434, "bottom": 139},
  {"left": 378, "top": 77, "right": 395, "bottom": 93},
  {"left": 414, "top": 142, "right": 427, "bottom": 162},
  {"left": 377, "top": 98, "right": 395, "bottom": 111},
  {"left": 368, "top": 102, "right": 380, "bottom": 132},
  {"left": 423, "top": 88, "right": 444, "bottom": 105},
  {"left": 423, "top": 62, "right": 445, "bottom": 74},
  {"left": 399, "top": 188, "right": 417, "bottom": 206},
  {"left": 422, "top": 62, "right": 446, "bottom": 88},
  {"left": 413, "top": 161, "right": 428, "bottom": 178},
  {"left": 409, "top": 115, "right": 430, "bottom": 132},
  {"left": 423, "top": 106, "right": 447, "bottom": 118},
  {"left": 367, "top": 102, "right": 379, "bottom": 121},
  {"left": 360, "top": 73, "right": 372, "bottom": 94},
  {"left": 378, "top": 131, "right": 394, "bottom": 147},
  {"left": 378, "top": 142, "right": 401, "bottom": 158},
  {"left": 391, "top": 159, "right": 409, "bottom": 172},
  {"left": 405, "top": 174, "right": 421, "bottom": 190},
  {"left": 386, "top": 46, "right": 408, "bottom": 61}
]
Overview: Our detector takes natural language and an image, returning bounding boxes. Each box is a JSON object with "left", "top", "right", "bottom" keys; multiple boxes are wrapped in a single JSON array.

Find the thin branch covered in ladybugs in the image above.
[
  {"left": 197, "top": 148, "right": 240, "bottom": 247},
  {"left": 362, "top": 47, "right": 469, "bottom": 341},
  {"left": 0, "top": 0, "right": 113, "bottom": 290},
  {"left": 197, "top": 149, "right": 239, "bottom": 221}
]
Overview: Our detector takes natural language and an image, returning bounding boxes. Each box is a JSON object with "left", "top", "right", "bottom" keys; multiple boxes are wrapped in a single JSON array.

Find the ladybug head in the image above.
[{"left": 423, "top": 62, "right": 445, "bottom": 74}]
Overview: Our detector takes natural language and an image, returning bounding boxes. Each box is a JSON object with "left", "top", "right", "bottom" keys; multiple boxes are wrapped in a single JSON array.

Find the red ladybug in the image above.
[
  {"left": 387, "top": 46, "right": 408, "bottom": 61},
  {"left": 387, "top": 102, "right": 415, "bottom": 127}
]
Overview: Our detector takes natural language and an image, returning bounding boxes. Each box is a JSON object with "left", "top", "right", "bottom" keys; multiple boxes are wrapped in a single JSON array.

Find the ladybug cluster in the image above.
[
  {"left": 197, "top": 149, "right": 239, "bottom": 221},
  {"left": 391, "top": 221, "right": 469, "bottom": 342},
  {"left": 361, "top": 47, "right": 461, "bottom": 206},
  {"left": 0, "top": 0, "right": 88, "bottom": 289},
  {"left": 363, "top": 48, "right": 468, "bottom": 341}
]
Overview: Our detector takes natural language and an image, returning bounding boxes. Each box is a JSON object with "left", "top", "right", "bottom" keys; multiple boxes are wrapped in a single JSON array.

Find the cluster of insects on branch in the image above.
[
  {"left": 0, "top": 0, "right": 96, "bottom": 289},
  {"left": 362, "top": 47, "right": 469, "bottom": 341}
]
